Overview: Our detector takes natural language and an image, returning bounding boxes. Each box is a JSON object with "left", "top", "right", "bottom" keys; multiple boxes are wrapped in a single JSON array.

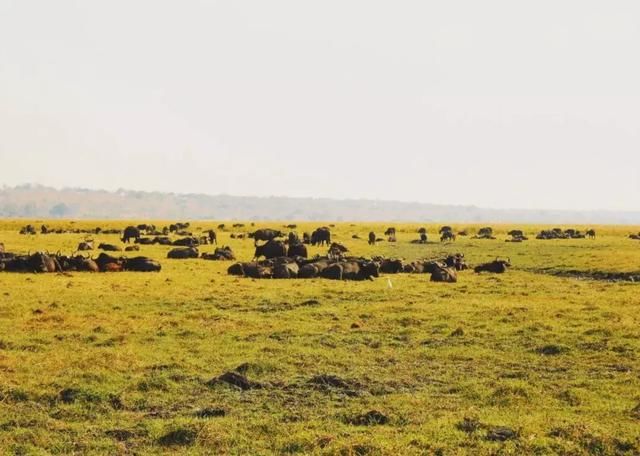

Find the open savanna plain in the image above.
[{"left": 1, "top": 220, "right": 640, "bottom": 455}]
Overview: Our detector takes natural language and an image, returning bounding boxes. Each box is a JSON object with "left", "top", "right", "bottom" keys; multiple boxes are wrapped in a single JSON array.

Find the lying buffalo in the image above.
[
  {"left": 77, "top": 241, "right": 94, "bottom": 251},
  {"left": 134, "top": 237, "right": 154, "bottom": 245},
  {"left": 474, "top": 258, "right": 511, "bottom": 273},
  {"left": 202, "top": 246, "right": 235, "bottom": 261},
  {"left": 123, "top": 257, "right": 161, "bottom": 272},
  {"left": 152, "top": 236, "right": 172, "bottom": 245},
  {"left": 98, "top": 243, "right": 121, "bottom": 252},
  {"left": 430, "top": 264, "right": 457, "bottom": 282},
  {"left": 95, "top": 253, "right": 123, "bottom": 272},
  {"left": 287, "top": 242, "right": 308, "bottom": 258},
  {"left": 321, "top": 260, "right": 379, "bottom": 281},
  {"left": 173, "top": 237, "right": 199, "bottom": 247},
  {"left": 227, "top": 262, "right": 273, "bottom": 279},
  {"left": 3, "top": 252, "right": 59, "bottom": 273},
  {"left": 254, "top": 240, "right": 287, "bottom": 260},
  {"left": 125, "top": 245, "right": 140, "bottom": 252},
  {"left": 379, "top": 258, "right": 404, "bottom": 274},
  {"left": 167, "top": 247, "right": 199, "bottom": 259}
]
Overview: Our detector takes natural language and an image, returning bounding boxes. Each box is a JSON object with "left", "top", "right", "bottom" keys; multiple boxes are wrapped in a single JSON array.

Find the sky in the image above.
[{"left": 0, "top": 1, "right": 639, "bottom": 211}]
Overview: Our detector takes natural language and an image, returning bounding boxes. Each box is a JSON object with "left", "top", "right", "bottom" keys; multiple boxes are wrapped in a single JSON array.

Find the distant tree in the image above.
[{"left": 49, "top": 203, "right": 71, "bottom": 218}]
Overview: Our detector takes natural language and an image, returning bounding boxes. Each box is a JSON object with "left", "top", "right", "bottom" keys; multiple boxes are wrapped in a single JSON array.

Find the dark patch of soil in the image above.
[
  {"left": 486, "top": 426, "right": 518, "bottom": 441},
  {"left": 157, "top": 427, "right": 197, "bottom": 446},
  {"left": 347, "top": 410, "right": 389, "bottom": 426},
  {"left": 194, "top": 407, "right": 226, "bottom": 418},
  {"left": 211, "top": 371, "right": 262, "bottom": 390}
]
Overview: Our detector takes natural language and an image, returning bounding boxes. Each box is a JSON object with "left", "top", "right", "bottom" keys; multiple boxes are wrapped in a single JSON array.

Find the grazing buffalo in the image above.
[
  {"left": 586, "top": 229, "right": 596, "bottom": 239},
  {"left": 123, "top": 256, "right": 161, "bottom": 272},
  {"left": 384, "top": 227, "right": 396, "bottom": 237},
  {"left": 474, "top": 258, "right": 511, "bottom": 274},
  {"left": 77, "top": 241, "right": 94, "bottom": 251},
  {"left": 167, "top": 247, "right": 199, "bottom": 259},
  {"left": 250, "top": 229, "right": 283, "bottom": 243},
  {"left": 311, "top": 227, "right": 331, "bottom": 246},
  {"left": 368, "top": 232, "right": 376, "bottom": 245},
  {"left": 440, "top": 231, "right": 456, "bottom": 242},
  {"left": 321, "top": 260, "right": 379, "bottom": 281},
  {"left": 287, "top": 242, "right": 308, "bottom": 258},
  {"left": 430, "top": 265, "right": 457, "bottom": 283},
  {"left": 254, "top": 240, "right": 287, "bottom": 260},
  {"left": 121, "top": 226, "right": 141, "bottom": 244},
  {"left": 98, "top": 243, "right": 122, "bottom": 252}
]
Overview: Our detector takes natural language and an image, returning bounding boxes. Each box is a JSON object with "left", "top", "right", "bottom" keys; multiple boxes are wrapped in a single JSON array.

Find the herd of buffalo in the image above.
[{"left": 1, "top": 222, "right": 631, "bottom": 282}]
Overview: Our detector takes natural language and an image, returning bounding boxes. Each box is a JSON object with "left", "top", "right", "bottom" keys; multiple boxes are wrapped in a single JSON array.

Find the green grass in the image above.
[{"left": 0, "top": 220, "right": 639, "bottom": 455}]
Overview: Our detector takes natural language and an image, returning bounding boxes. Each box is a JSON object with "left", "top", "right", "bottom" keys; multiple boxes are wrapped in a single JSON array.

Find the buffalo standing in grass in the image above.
[
  {"left": 250, "top": 229, "right": 283, "bottom": 243},
  {"left": 121, "top": 226, "right": 141, "bottom": 244},
  {"left": 254, "top": 240, "right": 287, "bottom": 260},
  {"left": 368, "top": 232, "right": 376, "bottom": 245},
  {"left": 586, "top": 229, "right": 596, "bottom": 239},
  {"left": 311, "top": 227, "right": 331, "bottom": 246}
]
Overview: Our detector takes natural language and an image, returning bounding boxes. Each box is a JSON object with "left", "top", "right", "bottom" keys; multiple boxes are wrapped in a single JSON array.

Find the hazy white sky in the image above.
[{"left": 1, "top": 1, "right": 639, "bottom": 210}]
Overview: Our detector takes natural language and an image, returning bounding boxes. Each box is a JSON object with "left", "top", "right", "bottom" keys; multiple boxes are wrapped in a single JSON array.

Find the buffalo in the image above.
[
  {"left": 121, "top": 226, "right": 141, "bottom": 244},
  {"left": 173, "top": 237, "right": 199, "bottom": 247},
  {"left": 384, "top": 227, "right": 396, "bottom": 236},
  {"left": 167, "top": 247, "right": 199, "bottom": 259},
  {"left": 586, "top": 229, "right": 596, "bottom": 239},
  {"left": 379, "top": 258, "right": 404, "bottom": 274},
  {"left": 474, "top": 258, "right": 511, "bottom": 274},
  {"left": 77, "top": 241, "right": 94, "bottom": 251},
  {"left": 430, "top": 265, "right": 457, "bottom": 283},
  {"left": 368, "top": 232, "right": 376, "bottom": 245},
  {"left": 98, "top": 243, "right": 122, "bottom": 252},
  {"left": 311, "top": 227, "right": 331, "bottom": 246},
  {"left": 287, "top": 242, "right": 308, "bottom": 258},
  {"left": 440, "top": 231, "right": 456, "bottom": 242},
  {"left": 250, "top": 229, "right": 283, "bottom": 243},
  {"left": 125, "top": 245, "right": 140, "bottom": 252},
  {"left": 273, "top": 260, "right": 299, "bottom": 279},
  {"left": 207, "top": 230, "right": 217, "bottom": 244},
  {"left": 95, "top": 253, "right": 123, "bottom": 272},
  {"left": 202, "top": 246, "right": 236, "bottom": 261},
  {"left": 123, "top": 256, "right": 161, "bottom": 272},
  {"left": 254, "top": 240, "right": 287, "bottom": 260},
  {"left": 302, "top": 232, "right": 311, "bottom": 244},
  {"left": 321, "top": 260, "right": 379, "bottom": 281}
]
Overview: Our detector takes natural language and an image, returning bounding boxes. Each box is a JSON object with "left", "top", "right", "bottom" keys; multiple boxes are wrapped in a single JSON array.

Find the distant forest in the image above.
[{"left": 1, "top": 184, "right": 639, "bottom": 224}]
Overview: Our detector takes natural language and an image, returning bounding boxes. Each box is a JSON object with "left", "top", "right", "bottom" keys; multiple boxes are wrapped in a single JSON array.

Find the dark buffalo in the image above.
[
  {"left": 121, "top": 226, "right": 141, "bottom": 244},
  {"left": 254, "top": 240, "right": 287, "bottom": 260},
  {"left": 508, "top": 230, "right": 524, "bottom": 237},
  {"left": 311, "top": 227, "right": 331, "bottom": 246},
  {"left": 202, "top": 246, "right": 236, "bottom": 261},
  {"left": 288, "top": 232, "right": 300, "bottom": 244},
  {"left": 125, "top": 245, "right": 140, "bottom": 252},
  {"left": 302, "top": 232, "right": 311, "bottom": 244},
  {"left": 173, "top": 237, "right": 199, "bottom": 247},
  {"left": 229, "top": 262, "right": 272, "bottom": 279},
  {"left": 430, "top": 265, "right": 457, "bottom": 283},
  {"left": 250, "top": 229, "right": 284, "bottom": 243},
  {"left": 152, "top": 236, "right": 173, "bottom": 245},
  {"left": 384, "top": 227, "right": 396, "bottom": 236},
  {"left": 208, "top": 230, "right": 217, "bottom": 244},
  {"left": 0, "top": 242, "right": 4, "bottom": 253},
  {"left": 321, "top": 260, "right": 379, "bottom": 281},
  {"left": 368, "top": 232, "right": 376, "bottom": 245},
  {"left": 439, "top": 226, "right": 453, "bottom": 234},
  {"left": 77, "top": 241, "right": 94, "bottom": 251},
  {"left": 95, "top": 253, "right": 124, "bottom": 272},
  {"left": 123, "top": 256, "right": 161, "bottom": 272},
  {"left": 380, "top": 258, "right": 404, "bottom": 274},
  {"left": 474, "top": 258, "right": 511, "bottom": 274},
  {"left": 273, "top": 260, "right": 299, "bottom": 279},
  {"left": 287, "top": 242, "right": 308, "bottom": 258},
  {"left": 418, "top": 227, "right": 427, "bottom": 234},
  {"left": 445, "top": 253, "right": 468, "bottom": 271},
  {"left": 167, "top": 247, "right": 199, "bottom": 259},
  {"left": 440, "top": 231, "right": 456, "bottom": 242},
  {"left": 586, "top": 229, "right": 596, "bottom": 239},
  {"left": 135, "top": 237, "right": 154, "bottom": 245},
  {"left": 419, "top": 233, "right": 428, "bottom": 244},
  {"left": 98, "top": 243, "right": 122, "bottom": 252}
]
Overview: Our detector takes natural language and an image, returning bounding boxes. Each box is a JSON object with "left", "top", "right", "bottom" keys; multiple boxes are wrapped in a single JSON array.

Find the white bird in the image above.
[{"left": 387, "top": 278, "right": 393, "bottom": 289}]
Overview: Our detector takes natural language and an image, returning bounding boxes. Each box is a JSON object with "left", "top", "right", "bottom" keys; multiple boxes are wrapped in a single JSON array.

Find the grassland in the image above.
[{"left": 1, "top": 220, "right": 639, "bottom": 455}]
